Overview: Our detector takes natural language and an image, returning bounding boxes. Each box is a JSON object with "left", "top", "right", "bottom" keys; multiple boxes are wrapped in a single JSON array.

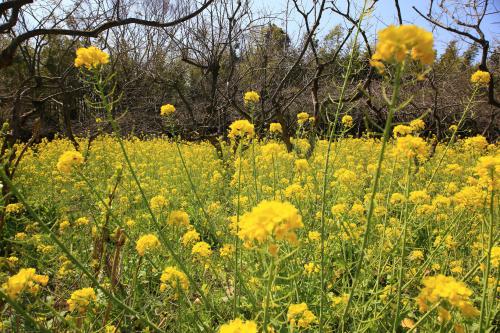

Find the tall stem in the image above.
[
  {"left": 341, "top": 62, "right": 404, "bottom": 328},
  {"left": 479, "top": 174, "right": 495, "bottom": 332},
  {"left": 392, "top": 158, "right": 412, "bottom": 332},
  {"left": 318, "top": 2, "right": 368, "bottom": 330}
]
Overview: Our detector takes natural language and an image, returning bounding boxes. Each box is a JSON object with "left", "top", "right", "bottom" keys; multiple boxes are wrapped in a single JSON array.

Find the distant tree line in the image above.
[{"left": 0, "top": 0, "right": 498, "bottom": 152}]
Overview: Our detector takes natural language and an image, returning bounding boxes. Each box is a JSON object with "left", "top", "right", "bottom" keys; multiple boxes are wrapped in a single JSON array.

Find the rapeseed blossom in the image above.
[
  {"left": 57, "top": 151, "right": 84, "bottom": 173},
  {"left": 244, "top": 91, "right": 260, "bottom": 104},
  {"left": 160, "top": 266, "right": 189, "bottom": 294},
  {"left": 228, "top": 120, "right": 255, "bottom": 140},
  {"left": 74, "top": 46, "right": 109, "bottom": 69},
  {"left": 2, "top": 268, "right": 49, "bottom": 299},
  {"left": 470, "top": 70, "right": 490, "bottom": 85},
  {"left": 238, "top": 200, "right": 303, "bottom": 245},
  {"left": 341, "top": 115, "right": 353, "bottom": 127},
  {"left": 67, "top": 287, "right": 96, "bottom": 313},
  {"left": 136, "top": 234, "right": 160, "bottom": 256},
  {"left": 416, "top": 275, "right": 479, "bottom": 318},
  {"left": 287, "top": 303, "right": 317, "bottom": 328},
  {"left": 370, "top": 25, "right": 435, "bottom": 68},
  {"left": 269, "top": 122, "right": 282, "bottom": 133},
  {"left": 219, "top": 318, "right": 257, "bottom": 333},
  {"left": 160, "top": 104, "right": 176, "bottom": 116}
]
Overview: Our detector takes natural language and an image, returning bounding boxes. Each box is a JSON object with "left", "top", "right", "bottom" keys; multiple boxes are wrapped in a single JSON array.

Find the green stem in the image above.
[
  {"left": 341, "top": 62, "right": 404, "bottom": 328},
  {"left": 0, "top": 290, "right": 51, "bottom": 333},
  {"left": 392, "top": 158, "right": 412, "bottom": 332},
  {"left": 479, "top": 177, "right": 496, "bottom": 332},
  {"left": 263, "top": 256, "right": 276, "bottom": 332},
  {"left": 318, "top": 2, "right": 369, "bottom": 330}
]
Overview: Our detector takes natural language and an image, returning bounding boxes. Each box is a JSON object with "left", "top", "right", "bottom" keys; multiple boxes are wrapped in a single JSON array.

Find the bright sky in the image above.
[{"left": 251, "top": 0, "right": 499, "bottom": 55}]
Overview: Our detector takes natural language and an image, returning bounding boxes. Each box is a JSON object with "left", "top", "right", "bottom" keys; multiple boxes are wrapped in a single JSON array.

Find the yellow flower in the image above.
[
  {"left": 294, "top": 159, "right": 309, "bottom": 173},
  {"left": 219, "top": 244, "right": 235, "bottom": 257},
  {"left": 181, "top": 228, "right": 200, "bottom": 246},
  {"left": 304, "top": 262, "right": 320, "bottom": 275},
  {"left": 269, "top": 122, "right": 282, "bottom": 133},
  {"left": 59, "top": 220, "right": 70, "bottom": 233},
  {"left": 409, "top": 119, "right": 425, "bottom": 131},
  {"left": 191, "top": 241, "right": 212, "bottom": 258},
  {"left": 136, "top": 234, "right": 160, "bottom": 256},
  {"left": 341, "top": 115, "right": 353, "bottom": 127},
  {"left": 160, "top": 104, "right": 175, "bottom": 116},
  {"left": 371, "top": 25, "right": 435, "bottom": 65},
  {"left": 75, "top": 217, "right": 89, "bottom": 226},
  {"left": 244, "top": 91, "right": 260, "bottom": 104},
  {"left": 308, "top": 231, "right": 321, "bottom": 242},
  {"left": 474, "top": 155, "right": 499, "bottom": 190},
  {"left": 219, "top": 318, "right": 257, "bottom": 333},
  {"left": 228, "top": 120, "right": 255, "bottom": 140},
  {"left": 74, "top": 46, "right": 109, "bottom": 69},
  {"left": 159, "top": 266, "right": 189, "bottom": 293},
  {"left": 168, "top": 210, "right": 190, "bottom": 227},
  {"left": 150, "top": 195, "right": 168, "bottom": 211},
  {"left": 238, "top": 200, "right": 303, "bottom": 245},
  {"left": 393, "top": 125, "right": 413, "bottom": 137},
  {"left": 57, "top": 151, "right": 84, "bottom": 173},
  {"left": 287, "top": 303, "right": 317, "bottom": 328},
  {"left": 1, "top": 268, "right": 49, "bottom": 299},
  {"left": 395, "top": 135, "right": 428, "bottom": 159},
  {"left": 470, "top": 70, "right": 490, "bottom": 85},
  {"left": 67, "top": 287, "right": 96, "bottom": 313},
  {"left": 463, "top": 135, "right": 488, "bottom": 151},
  {"left": 5, "top": 203, "right": 23, "bottom": 214},
  {"left": 416, "top": 275, "right": 479, "bottom": 318},
  {"left": 491, "top": 246, "right": 500, "bottom": 268},
  {"left": 408, "top": 250, "right": 424, "bottom": 261},
  {"left": 105, "top": 325, "right": 120, "bottom": 333},
  {"left": 297, "top": 112, "right": 310, "bottom": 125}
]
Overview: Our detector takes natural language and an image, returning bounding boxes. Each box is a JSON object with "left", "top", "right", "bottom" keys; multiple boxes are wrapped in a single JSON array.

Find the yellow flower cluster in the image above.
[
  {"left": 269, "top": 122, "right": 282, "bottom": 134},
  {"left": 67, "top": 287, "right": 96, "bottom": 313},
  {"left": 57, "top": 151, "right": 84, "bottom": 173},
  {"left": 5, "top": 202, "right": 23, "bottom": 214},
  {"left": 341, "top": 115, "right": 353, "bottom": 127},
  {"left": 181, "top": 228, "right": 200, "bottom": 246},
  {"left": 135, "top": 234, "right": 160, "bottom": 256},
  {"left": 2, "top": 268, "right": 49, "bottom": 299},
  {"left": 470, "top": 70, "right": 490, "bottom": 85},
  {"left": 191, "top": 241, "right": 212, "bottom": 258},
  {"left": 474, "top": 155, "right": 499, "bottom": 190},
  {"left": 238, "top": 200, "right": 303, "bottom": 245},
  {"left": 395, "top": 135, "right": 428, "bottom": 159},
  {"left": 228, "top": 120, "right": 255, "bottom": 140},
  {"left": 160, "top": 104, "right": 176, "bottom": 116},
  {"left": 416, "top": 275, "right": 479, "bottom": 318},
  {"left": 219, "top": 318, "right": 257, "bottom": 333},
  {"left": 370, "top": 25, "right": 434, "bottom": 71},
  {"left": 287, "top": 303, "right": 317, "bottom": 328},
  {"left": 150, "top": 195, "right": 168, "bottom": 211},
  {"left": 74, "top": 46, "right": 109, "bottom": 69},
  {"left": 160, "top": 266, "right": 189, "bottom": 294},
  {"left": 244, "top": 91, "right": 260, "bottom": 104},
  {"left": 168, "top": 210, "right": 190, "bottom": 227},
  {"left": 297, "top": 112, "right": 311, "bottom": 125}
]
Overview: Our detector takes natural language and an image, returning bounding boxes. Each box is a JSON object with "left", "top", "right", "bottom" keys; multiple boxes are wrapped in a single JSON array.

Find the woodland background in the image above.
[{"left": 0, "top": 0, "right": 498, "bottom": 149}]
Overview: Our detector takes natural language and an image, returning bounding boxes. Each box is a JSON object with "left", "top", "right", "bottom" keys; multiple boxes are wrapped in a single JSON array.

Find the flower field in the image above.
[
  {"left": 0, "top": 23, "right": 499, "bottom": 333},
  {"left": 1, "top": 132, "right": 498, "bottom": 332}
]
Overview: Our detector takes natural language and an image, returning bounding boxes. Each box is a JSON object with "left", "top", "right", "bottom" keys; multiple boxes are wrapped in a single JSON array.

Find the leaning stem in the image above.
[
  {"left": 392, "top": 158, "right": 412, "bottom": 332},
  {"left": 479, "top": 175, "right": 495, "bottom": 332},
  {"left": 341, "top": 62, "right": 404, "bottom": 327},
  {"left": 318, "top": 2, "right": 369, "bottom": 330},
  {"left": 263, "top": 255, "right": 276, "bottom": 332}
]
